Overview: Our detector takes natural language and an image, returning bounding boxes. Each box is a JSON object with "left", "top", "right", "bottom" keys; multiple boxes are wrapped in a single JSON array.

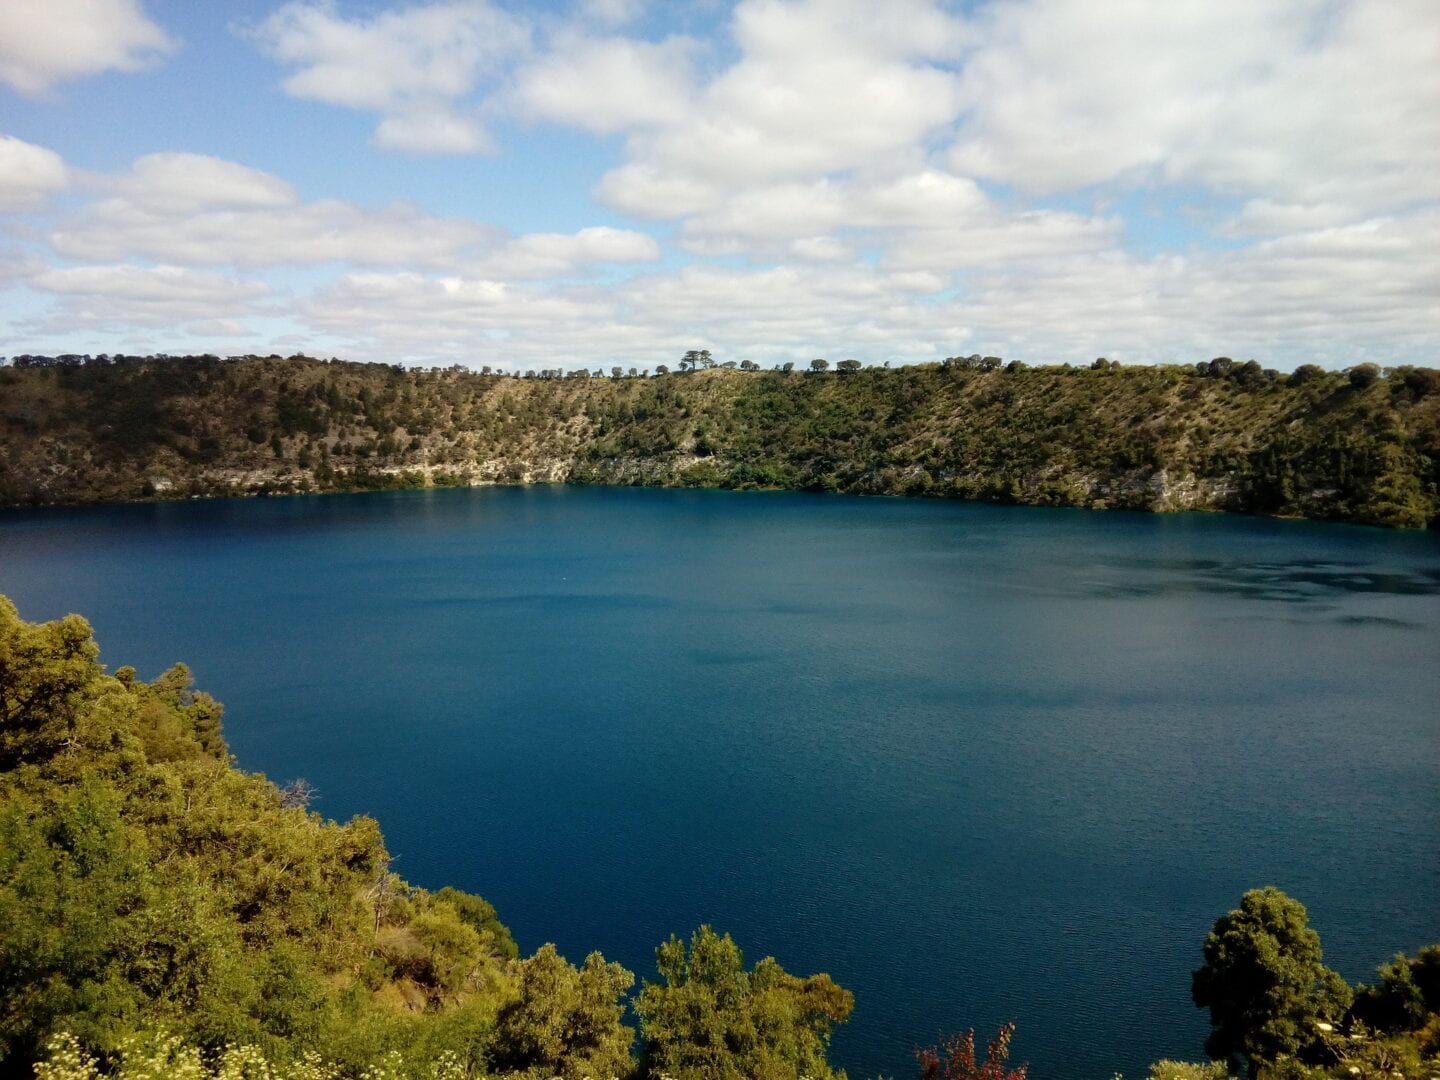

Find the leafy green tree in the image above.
[
  {"left": 0, "top": 597, "right": 115, "bottom": 772},
  {"left": 432, "top": 886, "right": 519, "bottom": 960},
  {"left": 493, "top": 943, "right": 635, "bottom": 1080},
  {"left": 1349, "top": 946, "right": 1440, "bottom": 1033},
  {"left": 1346, "top": 364, "right": 1380, "bottom": 389},
  {"left": 0, "top": 779, "right": 151, "bottom": 1063},
  {"left": 1192, "top": 888, "right": 1352, "bottom": 1077},
  {"left": 635, "top": 925, "right": 852, "bottom": 1080}
]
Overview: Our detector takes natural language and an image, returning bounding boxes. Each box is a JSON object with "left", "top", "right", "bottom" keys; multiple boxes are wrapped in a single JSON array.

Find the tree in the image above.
[
  {"left": 1349, "top": 946, "right": 1440, "bottom": 1032},
  {"left": 836, "top": 359, "right": 862, "bottom": 374},
  {"left": 1234, "top": 360, "right": 1264, "bottom": 386},
  {"left": 917, "top": 1022, "right": 1027, "bottom": 1080},
  {"left": 810, "top": 358, "right": 829, "bottom": 373},
  {"left": 0, "top": 597, "right": 118, "bottom": 772},
  {"left": 636, "top": 925, "right": 852, "bottom": 1080},
  {"left": 655, "top": 364, "right": 669, "bottom": 376},
  {"left": 1192, "top": 887, "right": 1352, "bottom": 1077},
  {"left": 781, "top": 361, "right": 794, "bottom": 373},
  {"left": 1346, "top": 363, "right": 1380, "bottom": 389},
  {"left": 494, "top": 943, "right": 635, "bottom": 1080}
]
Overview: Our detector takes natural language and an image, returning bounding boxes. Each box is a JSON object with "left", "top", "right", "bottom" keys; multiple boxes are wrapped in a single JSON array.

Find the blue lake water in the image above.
[{"left": 2, "top": 485, "right": 1437, "bottom": 1080}]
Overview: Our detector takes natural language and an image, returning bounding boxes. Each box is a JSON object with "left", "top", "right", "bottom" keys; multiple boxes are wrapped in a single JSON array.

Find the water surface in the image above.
[{"left": 3, "top": 486, "right": 1437, "bottom": 1079}]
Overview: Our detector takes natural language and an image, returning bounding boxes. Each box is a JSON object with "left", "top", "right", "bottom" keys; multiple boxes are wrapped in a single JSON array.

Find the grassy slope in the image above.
[{"left": 1, "top": 357, "right": 1437, "bottom": 527}]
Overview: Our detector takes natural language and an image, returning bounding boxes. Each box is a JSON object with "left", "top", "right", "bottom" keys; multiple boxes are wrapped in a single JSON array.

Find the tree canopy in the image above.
[
  {"left": 1191, "top": 887, "right": 1352, "bottom": 1076},
  {"left": 635, "top": 925, "right": 853, "bottom": 1080}
]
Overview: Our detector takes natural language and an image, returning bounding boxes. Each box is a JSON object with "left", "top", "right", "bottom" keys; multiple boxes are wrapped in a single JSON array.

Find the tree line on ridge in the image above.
[{"left": 1, "top": 353, "right": 1437, "bottom": 528}]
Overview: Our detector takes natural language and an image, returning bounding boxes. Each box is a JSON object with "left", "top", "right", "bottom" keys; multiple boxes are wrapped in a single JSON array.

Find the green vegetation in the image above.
[
  {"left": 2, "top": 596, "right": 1437, "bottom": 1078},
  {"left": 1191, "top": 888, "right": 1352, "bottom": 1076},
  {"left": 2, "top": 354, "right": 1437, "bottom": 528},
  {"left": 1179, "top": 890, "right": 1439, "bottom": 1080},
  {"left": 634, "top": 926, "right": 852, "bottom": 1080},
  {"left": 0, "top": 597, "right": 849, "bottom": 1079}
]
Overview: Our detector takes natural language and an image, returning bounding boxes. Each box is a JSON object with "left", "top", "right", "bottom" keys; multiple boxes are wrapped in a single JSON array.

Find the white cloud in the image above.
[
  {"left": 0, "top": 0, "right": 172, "bottom": 96},
  {"left": 51, "top": 153, "right": 500, "bottom": 267},
  {"left": 595, "top": 0, "right": 968, "bottom": 216},
  {"left": 184, "top": 318, "right": 254, "bottom": 338},
  {"left": 511, "top": 33, "right": 697, "bottom": 134},
  {"left": 0, "top": 134, "right": 69, "bottom": 211},
  {"left": 296, "top": 271, "right": 615, "bottom": 362},
  {"left": 948, "top": 210, "right": 1440, "bottom": 366},
  {"left": 673, "top": 168, "right": 1118, "bottom": 265},
  {"left": 41, "top": 151, "right": 656, "bottom": 284},
  {"left": 1177, "top": 0, "right": 1440, "bottom": 215},
  {"left": 882, "top": 212, "right": 1120, "bottom": 270},
  {"left": 29, "top": 264, "right": 272, "bottom": 328},
  {"left": 6, "top": 0, "right": 1436, "bottom": 369},
  {"left": 291, "top": 260, "right": 967, "bottom": 369},
  {"left": 948, "top": 0, "right": 1440, "bottom": 218},
  {"left": 53, "top": 196, "right": 499, "bottom": 268},
  {"left": 252, "top": 0, "right": 529, "bottom": 154},
  {"left": 280, "top": 203, "right": 1439, "bottom": 371},
  {"left": 373, "top": 107, "right": 491, "bottom": 154},
  {"left": 115, "top": 153, "right": 298, "bottom": 212},
  {"left": 1223, "top": 200, "right": 1361, "bottom": 238},
  {"left": 479, "top": 226, "right": 662, "bottom": 278}
]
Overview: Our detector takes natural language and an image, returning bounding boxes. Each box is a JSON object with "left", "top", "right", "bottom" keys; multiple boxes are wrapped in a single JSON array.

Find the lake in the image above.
[{"left": 2, "top": 485, "right": 1437, "bottom": 1079}]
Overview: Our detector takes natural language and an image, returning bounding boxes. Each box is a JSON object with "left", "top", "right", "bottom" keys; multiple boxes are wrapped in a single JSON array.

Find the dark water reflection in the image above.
[{"left": 2, "top": 488, "right": 1437, "bottom": 1080}]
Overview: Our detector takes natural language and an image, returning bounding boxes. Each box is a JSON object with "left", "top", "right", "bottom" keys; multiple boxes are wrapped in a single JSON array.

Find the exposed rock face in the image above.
[{"left": 1144, "top": 468, "right": 1237, "bottom": 512}]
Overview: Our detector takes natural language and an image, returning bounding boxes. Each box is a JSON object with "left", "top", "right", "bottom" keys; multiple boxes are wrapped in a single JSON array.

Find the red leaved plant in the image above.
[{"left": 917, "top": 1022, "right": 1028, "bottom": 1080}]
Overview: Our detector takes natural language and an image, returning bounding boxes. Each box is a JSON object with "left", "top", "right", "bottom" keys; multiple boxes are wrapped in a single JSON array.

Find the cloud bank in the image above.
[{"left": 1, "top": 0, "right": 1436, "bottom": 369}]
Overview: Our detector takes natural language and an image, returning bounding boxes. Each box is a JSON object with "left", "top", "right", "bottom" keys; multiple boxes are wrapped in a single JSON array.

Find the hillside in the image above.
[{"left": 2, "top": 355, "right": 1438, "bottom": 528}]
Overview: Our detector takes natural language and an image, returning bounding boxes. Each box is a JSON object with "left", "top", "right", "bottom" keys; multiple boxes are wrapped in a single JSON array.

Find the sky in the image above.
[{"left": 0, "top": 0, "right": 1436, "bottom": 372}]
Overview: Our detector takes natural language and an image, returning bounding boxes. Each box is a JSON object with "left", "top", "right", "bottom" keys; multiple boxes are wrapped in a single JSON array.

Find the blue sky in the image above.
[{"left": 1, "top": 0, "right": 1436, "bottom": 370}]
